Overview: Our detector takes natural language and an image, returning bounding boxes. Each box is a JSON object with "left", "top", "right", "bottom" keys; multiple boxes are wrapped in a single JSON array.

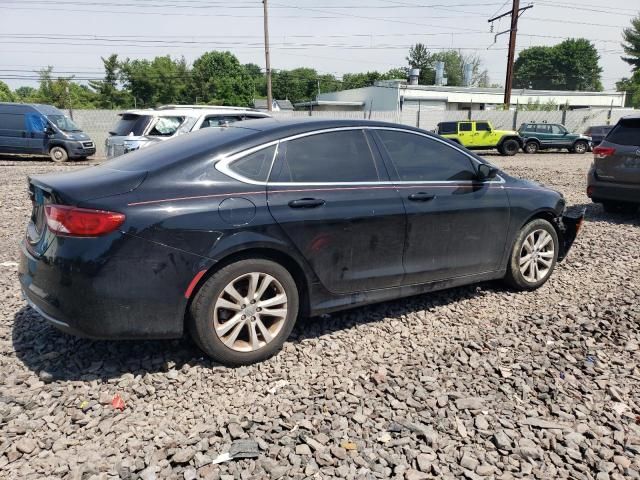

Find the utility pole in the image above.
[
  {"left": 263, "top": 0, "right": 273, "bottom": 112},
  {"left": 489, "top": 1, "right": 532, "bottom": 107}
]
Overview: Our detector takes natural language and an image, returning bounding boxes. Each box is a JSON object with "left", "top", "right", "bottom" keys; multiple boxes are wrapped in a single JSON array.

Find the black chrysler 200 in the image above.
[{"left": 19, "top": 119, "right": 583, "bottom": 365}]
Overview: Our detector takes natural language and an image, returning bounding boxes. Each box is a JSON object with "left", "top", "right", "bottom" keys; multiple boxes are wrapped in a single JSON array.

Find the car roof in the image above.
[{"left": 119, "top": 108, "right": 271, "bottom": 117}]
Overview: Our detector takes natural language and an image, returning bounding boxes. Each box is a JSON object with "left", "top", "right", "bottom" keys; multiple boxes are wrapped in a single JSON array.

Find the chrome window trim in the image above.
[{"left": 214, "top": 126, "right": 505, "bottom": 186}]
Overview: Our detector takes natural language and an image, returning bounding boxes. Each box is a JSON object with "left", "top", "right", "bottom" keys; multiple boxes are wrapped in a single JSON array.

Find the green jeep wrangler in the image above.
[
  {"left": 436, "top": 120, "right": 523, "bottom": 156},
  {"left": 517, "top": 122, "right": 591, "bottom": 154}
]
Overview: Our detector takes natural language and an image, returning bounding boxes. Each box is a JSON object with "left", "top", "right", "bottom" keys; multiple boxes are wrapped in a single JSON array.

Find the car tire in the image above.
[
  {"left": 524, "top": 141, "right": 539, "bottom": 154},
  {"left": 49, "top": 146, "right": 69, "bottom": 163},
  {"left": 572, "top": 140, "right": 588, "bottom": 154},
  {"left": 602, "top": 201, "right": 638, "bottom": 214},
  {"left": 500, "top": 139, "right": 519, "bottom": 156},
  {"left": 504, "top": 219, "right": 559, "bottom": 291},
  {"left": 188, "top": 259, "right": 299, "bottom": 366}
]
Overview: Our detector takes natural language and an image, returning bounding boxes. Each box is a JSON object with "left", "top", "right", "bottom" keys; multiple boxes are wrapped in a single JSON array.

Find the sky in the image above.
[{"left": 0, "top": 0, "right": 636, "bottom": 91}]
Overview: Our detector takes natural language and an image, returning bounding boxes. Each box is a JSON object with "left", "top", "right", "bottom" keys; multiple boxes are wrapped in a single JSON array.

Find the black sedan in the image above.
[{"left": 19, "top": 119, "right": 583, "bottom": 365}]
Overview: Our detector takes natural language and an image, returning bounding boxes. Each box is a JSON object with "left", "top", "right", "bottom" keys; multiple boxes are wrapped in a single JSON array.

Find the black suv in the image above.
[{"left": 587, "top": 115, "right": 640, "bottom": 213}]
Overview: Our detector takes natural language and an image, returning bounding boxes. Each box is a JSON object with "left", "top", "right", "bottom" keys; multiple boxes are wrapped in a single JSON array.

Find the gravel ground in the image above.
[{"left": 0, "top": 153, "right": 638, "bottom": 480}]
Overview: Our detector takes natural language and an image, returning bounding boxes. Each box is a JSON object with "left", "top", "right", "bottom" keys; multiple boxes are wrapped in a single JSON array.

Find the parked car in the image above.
[
  {"left": 105, "top": 105, "right": 271, "bottom": 158},
  {"left": 0, "top": 103, "right": 95, "bottom": 162},
  {"left": 587, "top": 115, "right": 640, "bottom": 213},
  {"left": 518, "top": 122, "right": 591, "bottom": 154},
  {"left": 584, "top": 125, "right": 614, "bottom": 147},
  {"left": 20, "top": 119, "right": 583, "bottom": 365},
  {"left": 436, "top": 120, "right": 522, "bottom": 156}
]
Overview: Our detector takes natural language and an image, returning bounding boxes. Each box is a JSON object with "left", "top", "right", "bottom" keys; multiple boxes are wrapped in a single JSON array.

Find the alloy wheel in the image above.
[
  {"left": 519, "top": 229, "right": 555, "bottom": 283},
  {"left": 213, "top": 272, "right": 288, "bottom": 352}
]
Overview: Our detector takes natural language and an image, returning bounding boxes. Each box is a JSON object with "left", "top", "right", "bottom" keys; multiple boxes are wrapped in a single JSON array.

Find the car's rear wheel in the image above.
[
  {"left": 572, "top": 140, "right": 588, "bottom": 154},
  {"left": 188, "top": 259, "right": 299, "bottom": 366},
  {"left": 524, "top": 141, "right": 539, "bottom": 154},
  {"left": 504, "top": 219, "right": 558, "bottom": 290},
  {"left": 500, "top": 139, "right": 519, "bottom": 156},
  {"left": 602, "top": 201, "right": 638, "bottom": 214},
  {"left": 49, "top": 146, "right": 68, "bottom": 163}
]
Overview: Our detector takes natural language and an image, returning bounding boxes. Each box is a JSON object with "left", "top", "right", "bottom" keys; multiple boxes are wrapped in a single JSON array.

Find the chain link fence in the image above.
[{"left": 63, "top": 107, "right": 638, "bottom": 159}]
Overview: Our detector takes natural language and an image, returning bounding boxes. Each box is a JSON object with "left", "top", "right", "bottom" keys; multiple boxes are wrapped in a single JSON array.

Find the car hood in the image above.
[{"left": 65, "top": 132, "right": 91, "bottom": 141}]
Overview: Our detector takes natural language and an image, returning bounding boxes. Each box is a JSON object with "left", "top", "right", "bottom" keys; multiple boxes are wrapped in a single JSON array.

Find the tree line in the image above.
[{"left": 1, "top": 21, "right": 638, "bottom": 109}]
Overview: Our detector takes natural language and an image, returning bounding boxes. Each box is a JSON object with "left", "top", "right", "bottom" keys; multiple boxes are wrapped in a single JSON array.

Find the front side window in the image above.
[
  {"left": 438, "top": 122, "right": 457, "bottom": 134},
  {"left": 475, "top": 122, "right": 490, "bottom": 131},
  {"left": 377, "top": 130, "right": 477, "bottom": 182},
  {"left": 228, "top": 145, "right": 276, "bottom": 182},
  {"left": 551, "top": 125, "right": 565, "bottom": 135},
  {"left": 459, "top": 122, "right": 472, "bottom": 132},
  {"left": 25, "top": 113, "right": 46, "bottom": 132},
  {"left": 148, "top": 116, "right": 184, "bottom": 136},
  {"left": 272, "top": 130, "right": 379, "bottom": 183}
]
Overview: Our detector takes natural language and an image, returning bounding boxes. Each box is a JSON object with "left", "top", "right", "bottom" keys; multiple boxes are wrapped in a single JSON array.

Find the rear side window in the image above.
[
  {"left": 228, "top": 145, "right": 276, "bottom": 182},
  {"left": 201, "top": 116, "right": 243, "bottom": 129},
  {"left": 148, "top": 116, "right": 184, "bottom": 136},
  {"left": 606, "top": 118, "right": 640, "bottom": 146},
  {"left": 273, "top": 130, "right": 379, "bottom": 183},
  {"left": 377, "top": 130, "right": 476, "bottom": 182},
  {"left": 0, "top": 113, "right": 25, "bottom": 130},
  {"left": 110, "top": 114, "right": 153, "bottom": 136},
  {"left": 438, "top": 122, "right": 457, "bottom": 134}
]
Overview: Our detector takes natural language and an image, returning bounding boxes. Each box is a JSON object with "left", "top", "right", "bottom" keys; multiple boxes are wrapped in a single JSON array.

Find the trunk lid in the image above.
[
  {"left": 25, "top": 167, "right": 146, "bottom": 256},
  {"left": 594, "top": 118, "right": 640, "bottom": 185}
]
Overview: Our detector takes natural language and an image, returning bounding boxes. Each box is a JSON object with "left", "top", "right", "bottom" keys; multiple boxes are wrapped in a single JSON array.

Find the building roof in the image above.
[
  {"left": 253, "top": 99, "right": 295, "bottom": 110},
  {"left": 389, "top": 83, "right": 623, "bottom": 98},
  {"left": 294, "top": 100, "right": 365, "bottom": 107}
]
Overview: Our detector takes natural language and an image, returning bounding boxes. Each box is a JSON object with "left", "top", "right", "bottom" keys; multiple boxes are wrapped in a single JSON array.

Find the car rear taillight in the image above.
[
  {"left": 593, "top": 146, "right": 615, "bottom": 159},
  {"left": 45, "top": 205, "right": 125, "bottom": 237}
]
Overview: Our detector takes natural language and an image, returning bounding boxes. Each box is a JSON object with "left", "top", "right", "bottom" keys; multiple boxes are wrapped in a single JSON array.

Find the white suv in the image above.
[{"left": 105, "top": 105, "right": 271, "bottom": 158}]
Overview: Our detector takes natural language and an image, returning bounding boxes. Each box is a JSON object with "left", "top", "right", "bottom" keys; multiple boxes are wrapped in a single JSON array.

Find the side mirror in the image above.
[
  {"left": 44, "top": 125, "right": 55, "bottom": 135},
  {"left": 477, "top": 163, "right": 498, "bottom": 180}
]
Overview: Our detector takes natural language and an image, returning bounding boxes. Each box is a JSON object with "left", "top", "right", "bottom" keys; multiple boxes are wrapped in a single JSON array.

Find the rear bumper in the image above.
[
  {"left": 18, "top": 235, "right": 198, "bottom": 340},
  {"left": 587, "top": 168, "right": 640, "bottom": 204}
]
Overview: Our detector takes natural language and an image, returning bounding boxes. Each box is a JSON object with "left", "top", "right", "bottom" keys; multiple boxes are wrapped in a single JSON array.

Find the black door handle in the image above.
[
  {"left": 288, "top": 198, "right": 325, "bottom": 209},
  {"left": 408, "top": 192, "right": 435, "bottom": 202}
]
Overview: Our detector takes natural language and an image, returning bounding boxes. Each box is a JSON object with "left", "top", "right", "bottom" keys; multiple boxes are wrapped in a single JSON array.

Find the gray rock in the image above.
[
  {"left": 460, "top": 454, "right": 479, "bottom": 471},
  {"left": 172, "top": 449, "right": 195, "bottom": 464},
  {"left": 455, "top": 397, "right": 484, "bottom": 410},
  {"left": 492, "top": 431, "right": 512, "bottom": 450},
  {"left": 15, "top": 438, "right": 36, "bottom": 454}
]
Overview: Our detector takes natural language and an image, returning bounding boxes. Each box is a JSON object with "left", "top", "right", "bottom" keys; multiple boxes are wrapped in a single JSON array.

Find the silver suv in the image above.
[
  {"left": 587, "top": 115, "right": 640, "bottom": 213},
  {"left": 105, "top": 105, "right": 271, "bottom": 159}
]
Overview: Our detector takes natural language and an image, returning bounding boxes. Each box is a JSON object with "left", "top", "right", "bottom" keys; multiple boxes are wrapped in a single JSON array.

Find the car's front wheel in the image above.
[
  {"left": 524, "top": 141, "right": 539, "bottom": 154},
  {"left": 500, "top": 139, "right": 520, "bottom": 156},
  {"left": 504, "top": 219, "right": 559, "bottom": 290},
  {"left": 571, "top": 140, "right": 588, "bottom": 154},
  {"left": 188, "top": 259, "right": 299, "bottom": 366},
  {"left": 49, "top": 146, "right": 69, "bottom": 163}
]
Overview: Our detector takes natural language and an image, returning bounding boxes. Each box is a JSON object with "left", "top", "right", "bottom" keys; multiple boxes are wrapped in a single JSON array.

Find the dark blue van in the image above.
[{"left": 0, "top": 103, "right": 96, "bottom": 162}]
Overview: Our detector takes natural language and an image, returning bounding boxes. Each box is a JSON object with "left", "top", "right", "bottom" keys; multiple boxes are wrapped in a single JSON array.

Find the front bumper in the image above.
[
  {"left": 66, "top": 140, "right": 96, "bottom": 158},
  {"left": 557, "top": 211, "right": 584, "bottom": 262}
]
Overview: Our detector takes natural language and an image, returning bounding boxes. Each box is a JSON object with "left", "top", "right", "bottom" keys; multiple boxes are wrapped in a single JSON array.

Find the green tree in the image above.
[
  {"left": 514, "top": 38, "right": 603, "bottom": 91},
  {"left": 383, "top": 68, "right": 408, "bottom": 80},
  {"left": 243, "top": 62, "right": 266, "bottom": 99},
  {"left": 14, "top": 86, "right": 37, "bottom": 102},
  {"left": 617, "top": 71, "right": 640, "bottom": 108},
  {"left": 35, "top": 67, "right": 99, "bottom": 109},
  {"left": 0, "top": 81, "right": 14, "bottom": 101},
  {"left": 120, "top": 56, "right": 190, "bottom": 107},
  {"left": 272, "top": 68, "right": 319, "bottom": 103},
  {"left": 190, "top": 51, "right": 252, "bottom": 106},
  {"left": 89, "top": 54, "right": 128, "bottom": 108},
  {"left": 342, "top": 71, "right": 384, "bottom": 89},
  {"left": 406, "top": 43, "right": 434, "bottom": 85},
  {"left": 622, "top": 14, "right": 640, "bottom": 71}
]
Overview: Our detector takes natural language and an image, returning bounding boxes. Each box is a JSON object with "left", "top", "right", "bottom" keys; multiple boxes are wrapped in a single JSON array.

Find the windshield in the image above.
[
  {"left": 47, "top": 114, "right": 81, "bottom": 132},
  {"left": 110, "top": 114, "right": 153, "bottom": 136}
]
